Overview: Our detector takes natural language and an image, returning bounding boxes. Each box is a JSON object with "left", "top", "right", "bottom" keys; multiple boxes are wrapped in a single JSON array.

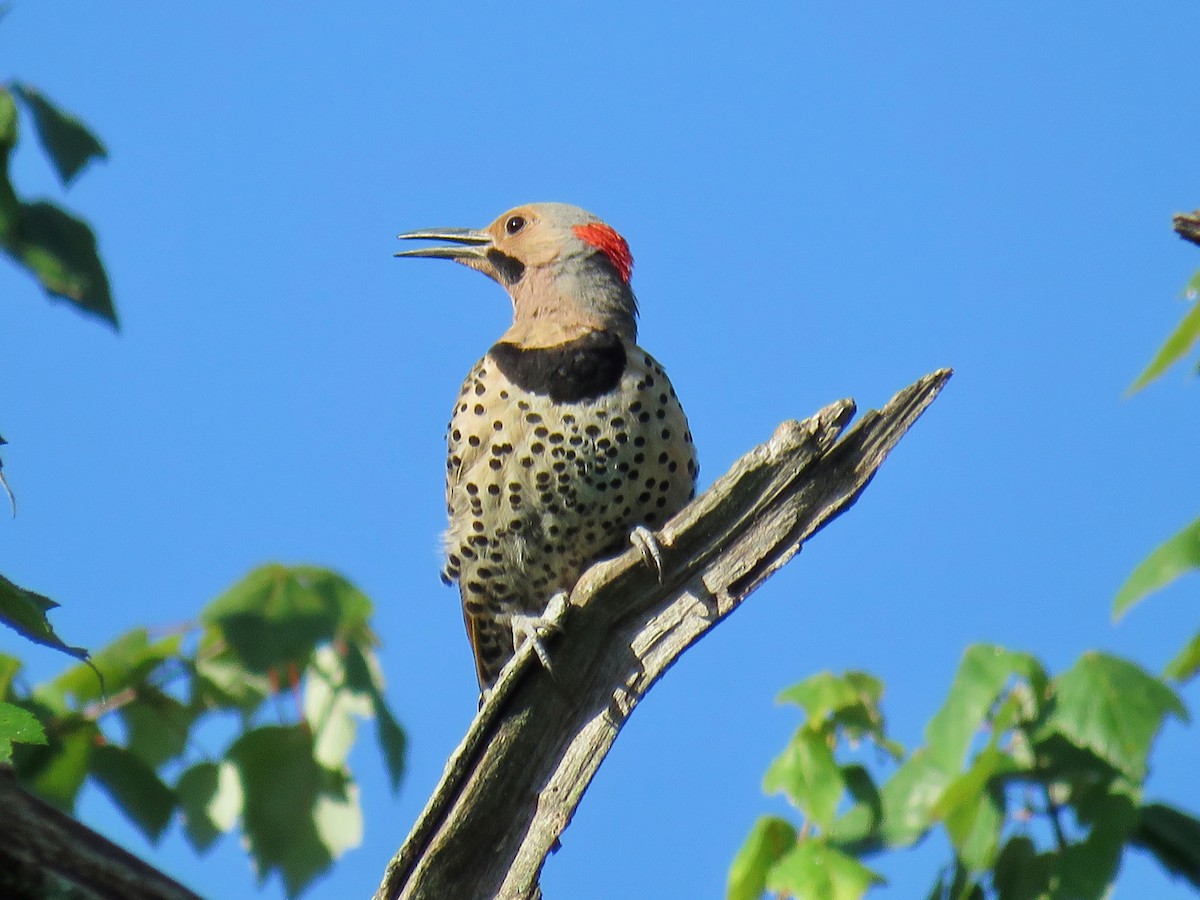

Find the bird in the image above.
[{"left": 396, "top": 203, "right": 698, "bottom": 692}]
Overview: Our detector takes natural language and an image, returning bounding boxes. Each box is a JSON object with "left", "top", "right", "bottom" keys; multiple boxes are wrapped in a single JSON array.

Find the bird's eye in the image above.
[{"left": 505, "top": 215, "right": 526, "bottom": 235}]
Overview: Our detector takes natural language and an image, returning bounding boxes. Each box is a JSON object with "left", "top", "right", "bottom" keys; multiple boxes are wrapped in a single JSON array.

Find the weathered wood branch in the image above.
[
  {"left": 374, "top": 368, "right": 952, "bottom": 900},
  {"left": 1173, "top": 210, "right": 1200, "bottom": 247},
  {"left": 0, "top": 766, "right": 201, "bottom": 900}
]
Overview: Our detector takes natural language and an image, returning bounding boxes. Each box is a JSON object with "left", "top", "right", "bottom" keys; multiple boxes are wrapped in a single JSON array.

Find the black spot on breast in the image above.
[
  {"left": 488, "top": 331, "right": 627, "bottom": 402},
  {"left": 487, "top": 249, "right": 526, "bottom": 285}
]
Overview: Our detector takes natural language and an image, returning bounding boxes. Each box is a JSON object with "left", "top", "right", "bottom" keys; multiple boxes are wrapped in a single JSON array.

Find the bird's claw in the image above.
[
  {"left": 511, "top": 590, "right": 570, "bottom": 673},
  {"left": 630, "top": 525, "right": 665, "bottom": 583}
]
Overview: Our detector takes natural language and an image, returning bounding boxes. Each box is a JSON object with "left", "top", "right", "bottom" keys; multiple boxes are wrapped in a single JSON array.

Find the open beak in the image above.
[{"left": 394, "top": 227, "right": 492, "bottom": 261}]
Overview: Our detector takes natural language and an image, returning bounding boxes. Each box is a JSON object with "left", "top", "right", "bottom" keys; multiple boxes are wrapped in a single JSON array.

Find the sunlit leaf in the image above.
[
  {"left": 1128, "top": 298, "right": 1200, "bottom": 393},
  {"left": 0, "top": 573, "right": 88, "bottom": 664},
  {"left": 924, "top": 644, "right": 1043, "bottom": 772},
  {"left": 779, "top": 671, "right": 880, "bottom": 721},
  {"left": 0, "top": 701, "right": 46, "bottom": 762},
  {"left": 1113, "top": 516, "right": 1200, "bottom": 619},
  {"left": 0, "top": 88, "right": 16, "bottom": 150},
  {"left": 764, "top": 729, "right": 843, "bottom": 829},
  {"left": 305, "top": 645, "right": 371, "bottom": 770},
  {"left": 90, "top": 743, "right": 176, "bottom": 843},
  {"left": 1164, "top": 631, "right": 1200, "bottom": 684},
  {"left": 0, "top": 90, "right": 18, "bottom": 240},
  {"left": 931, "top": 745, "right": 1014, "bottom": 871},
  {"left": 11, "top": 82, "right": 107, "bottom": 186},
  {"left": 876, "top": 751, "right": 954, "bottom": 847},
  {"left": 177, "top": 761, "right": 242, "bottom": 854},
  {"left": 727, "top": 816, "right": 797, "bottom": 900},
  {"left": 228, "top": 724, "right": 360, "bottom": 897},
  {"left": 313, "top": 779, "right": 362, "bottom": 862},
  {"left": 0, "top": 651, "right": 23, "bottom": 697},
  {"left": 1038, "top": 652, "right": 1187, "bottom": 781},
  {"left": 766, "top": 839, "right": 884, "bottom": 900}
]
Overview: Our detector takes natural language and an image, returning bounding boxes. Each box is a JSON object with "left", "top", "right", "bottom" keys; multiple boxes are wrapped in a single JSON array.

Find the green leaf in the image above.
[
  {"left": 0, "top": 651, "right": 23, "bottom": 697},
  {"left": 0, "top": 90, "right": 18, "bottom": 236},
  {"left": 0, "top": 701, "right": 46, "bottom": 762},
  {"left": 6, "top": 200, "right": 117, "bottom": 327},
  {"left": 833, "top": 749, "right": 952, "bottom": 850},
  {"left": 778, "top": 671, "right": 892, "bottom": 748},
  {"left": 925, "top": 861, "right": 984, "bottom": 900},
  {"left": 11, "top": 82, "right": 107, "bottom": 186},
  {"left": 343, "top": 642, "right": 405, "bottom": 792},
  {"left": 1038, "top": 652, "right": 1187, "bottom": 781},
  {"left": 119, "top": 688, "right": 194, "bottom": 769},
  {"left": 1130, "top": 802, "right": 1200, "bottom": 889},
  {"left": 203, "top": 565, "right": 374, "bottom": 675},
  {"left": 1128, "top": 298, "right": 1200, "bottom": 393},
  {"left": 931, "top": 746, "right": 1013, "bottom": 871},
  {"left": 90, "top": 743, "right": 176, "bottom": 843},
  {"left": 0, "top": 573, "right": 88, "bottom": 663},
  {"left": 839, "top": 764, "right": 883, "bottom": 836},
  {"left": 1053, "top": 789, "right": 1138, "bottom": 899},
  {"left": 0, "top": 88, "right": 16, "bottom": 150},
  {"left": 24, "top": 720, "right": 94, "bottom": 811},
  {"left": 312, "top": 776, "right": 362, "bottom": 867},
  {"left": 1114, "top": 516, "right": 1200, "bottom": 619},
  {"left": 43, "top": 628, "right": 180, "bottom": 709},
  {"left": 779, "top": 671, "right": 882, "bottom": 722},
  {"left": 925, "top": 645, "right": 1043, "bottom": 772},
  {"left": 192, "top": 650, "right": 271, "bottom": 715},
  {"left": 177, "top": 761, "right": 242, "bottom": 854},
  {"left": 305, "top": 645, "right": 372, "bottom": 769},
  {"left": 766, "top": 839, "right": 885, "bottom": 900},
  {"left": 992, "top": 836, "right": 1051, "bottom": 900},
  {"left": 228, "top": 725, "right": 361, "bottom": 897},
  {"left": 764, "top": 729, "right": 844, "bottom": 829},
  {"left": 1164, "top": 630, "right": 1200, "bottom": 683},
  {"left": 727, "top": 816, "right": 797, "bottom": 900}
]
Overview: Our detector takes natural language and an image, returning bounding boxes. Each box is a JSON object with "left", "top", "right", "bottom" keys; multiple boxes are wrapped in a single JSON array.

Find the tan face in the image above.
[{"left": 481, "top": 205, "right": 577, "bottom": 273}]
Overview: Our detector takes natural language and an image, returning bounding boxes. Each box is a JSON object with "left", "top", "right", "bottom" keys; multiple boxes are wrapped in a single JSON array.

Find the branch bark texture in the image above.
[
  {"left": 0, "top": 766, "right": 202, "bottom": 900},
  {"left": 374, "top": 369, "right": 953, "bottom": 900}
]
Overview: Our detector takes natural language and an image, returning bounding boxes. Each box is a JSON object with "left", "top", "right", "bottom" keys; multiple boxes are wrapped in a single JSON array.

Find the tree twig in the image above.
[{"left": 1172, "top": 211, "right": 1200, "bottom": 247}]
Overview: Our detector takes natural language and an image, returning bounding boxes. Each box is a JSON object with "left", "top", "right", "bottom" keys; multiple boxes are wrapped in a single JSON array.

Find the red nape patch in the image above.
[{"left": 573, "top": 222, "right": 634, "bottom": 283}]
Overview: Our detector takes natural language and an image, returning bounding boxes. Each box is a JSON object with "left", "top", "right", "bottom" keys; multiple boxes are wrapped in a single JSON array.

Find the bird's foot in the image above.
[
  {"left": 510, "top": 590, "right": 570, "bottom": 673},
  {"left": 630, "top": 525, "right": 665, "bottom": 583}
]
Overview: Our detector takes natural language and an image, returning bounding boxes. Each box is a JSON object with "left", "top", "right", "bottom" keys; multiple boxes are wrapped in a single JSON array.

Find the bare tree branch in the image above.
[
  {"left": 0, "top": 766, "right": 201, "bottom": 900},
  {"left": 374, "top": 368, "right": 952, "bottom": 900},
  {"left": 1173, "top": 210, "right": 1200, "bottom": 247}
]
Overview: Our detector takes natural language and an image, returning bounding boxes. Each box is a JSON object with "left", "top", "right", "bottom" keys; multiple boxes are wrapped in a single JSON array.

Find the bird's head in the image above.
[{"left": 396, "top": 202, "right": 639, "bottom": 347}]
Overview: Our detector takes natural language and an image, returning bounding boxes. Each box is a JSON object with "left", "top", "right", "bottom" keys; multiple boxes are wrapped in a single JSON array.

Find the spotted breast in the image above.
[{"left": 442, "top": 332, "right": 697, "bottom": 688}]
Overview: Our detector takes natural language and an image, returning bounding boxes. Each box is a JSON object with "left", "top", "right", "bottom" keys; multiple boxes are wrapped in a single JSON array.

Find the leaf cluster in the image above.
[
  {"left": 0, "top": 81, "right": 115, "bottom": 327},
  {"left": 729, "top": 646, "right": 1197, "bottom": 900},
  {"left": 0, "top": 564, "right": 405, "bottom": 898}
]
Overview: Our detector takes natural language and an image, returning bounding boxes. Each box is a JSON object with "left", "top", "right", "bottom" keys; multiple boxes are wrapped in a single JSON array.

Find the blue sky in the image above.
[{"left": 3, "top": 4, "right": 1199, "bottom": 898}]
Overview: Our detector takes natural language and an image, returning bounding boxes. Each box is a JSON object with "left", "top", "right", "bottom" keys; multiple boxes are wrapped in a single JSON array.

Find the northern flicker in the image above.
[{"left": 396, "top": 203, "right": 698, "bottom": 691}]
